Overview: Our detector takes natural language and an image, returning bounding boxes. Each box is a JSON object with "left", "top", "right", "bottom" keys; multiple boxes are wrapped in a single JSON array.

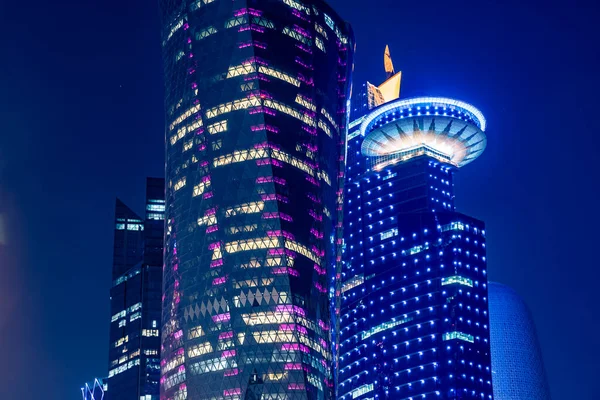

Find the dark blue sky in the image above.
[{"left": 0, "top": 0, "right": 598, "bottom": 398}]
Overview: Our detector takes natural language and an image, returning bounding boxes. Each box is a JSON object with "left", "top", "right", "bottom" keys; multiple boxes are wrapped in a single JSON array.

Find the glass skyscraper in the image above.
[
  {"left": 488, "top": 282, "right": 552, "bottom": 400},
  {"left": 107, "top": 178, "right": 165, "bottom": 400},
  {"left": 158, "top": 1, "right": 353, "bottom": 399},
  {"left": 339, "top": 92, "right": 493, "bottom": 399}
]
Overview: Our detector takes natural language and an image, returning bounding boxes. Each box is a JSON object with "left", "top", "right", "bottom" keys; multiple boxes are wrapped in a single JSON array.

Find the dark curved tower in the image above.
[
  {"left": 159, "top": 1, "right": 353, "bottom": 399},
  {"left": 489, "top": 282, "right": 552, "bottom": 400}
]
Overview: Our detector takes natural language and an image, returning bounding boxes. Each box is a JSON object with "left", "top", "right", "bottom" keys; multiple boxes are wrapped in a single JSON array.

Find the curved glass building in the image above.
[
  {"left": 489, "top": 282, "right": 552, "bottom": 400},
  {"left": 158, "top": 1, "right": 353, "bottom": 399},
  {"left": 339, "top": 95, "right": 493, "bottom": 400}
]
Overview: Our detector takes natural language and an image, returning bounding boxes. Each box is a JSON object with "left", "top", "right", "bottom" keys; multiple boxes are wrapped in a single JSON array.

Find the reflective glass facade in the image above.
[
  {"left": 107, "top": 178, "right": 165, "bottom": 400},
  {"left": 339, "top": 100, "right": 493, "bottom": 399},
  {"left": 489, "top": 282, "right": 551, "bottom": 400},
  {"left": 158, "top": 1, "right": 353, "bottom": 399}
]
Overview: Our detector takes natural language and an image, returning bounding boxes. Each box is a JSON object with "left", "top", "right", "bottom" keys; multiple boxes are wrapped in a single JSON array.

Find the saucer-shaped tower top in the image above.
[{"left": 359, "top": 97, "right": 487, "bottom": 170}]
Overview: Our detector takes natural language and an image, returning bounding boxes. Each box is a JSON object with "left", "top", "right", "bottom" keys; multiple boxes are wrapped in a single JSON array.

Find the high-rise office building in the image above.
[
  {"left": 158, "top": 1, "right": 353, "bottom": 398},
  {"left": 82, "top": 378, "right": 108, "bottom": 400},
  {"left": 339, "top": 59, "right": 492, "bottom": 398},
  {"left": 107, "top": 178, "right": 165, "bottom": 400},
  {"left": 488, "top": 282, "right": 552, "bottom": 400}
]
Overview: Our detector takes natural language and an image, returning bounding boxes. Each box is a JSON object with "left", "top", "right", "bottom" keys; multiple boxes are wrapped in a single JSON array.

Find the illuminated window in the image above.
[
  {"left": 295, "top": 94, "right": 316, "bottom": 111},
  {"left": 267, "top": 372, "right": 287, "bottom": 381},
  {"left": 350, "top": 384, "right": 373, "bottom": 399},
  {"left": 170, "top": 119, "right": 202, "bottom": 145},
  {"left": 259, "top": 66, "right": 300, "bottom": 86},
  {"left": 163, "top": 354, "right": 185, "bottom": 374},
  {"left": 228, "top": 224, "right": 258, "bottom": 234},
  {"left": 334, "top": 26, "right": 348, "bottom": 44},
  {"left": 383, "top": 172, "right": 397, "bottom": 181},
  {"left": 318, "top": 119, "right": 332, "bottom": 138},
  {"left": 224, "top": 15, "right": 248, "bottom": 28},
  {"left": 443, "top": 331, "right": 474, "bottom": 343},
  {"left": 174, "top": 177, "right": 186, "bottom": 191},
  {"left": 380, "top": 228, "right": 398, "bottom": 240},
  {"left": 314, "top": 23, "right": 328, "bottom": 39},
  {"left": 282, "top": 26, "right": 312, "bottom": 45},
  {"left": 341, "top": 274, "right": 364, "bottom": 293},
  {"left": 315, "top": 36, "right": 325, "bottom": 52},
  {"left": 197, "top": 215, "right": 217, "bottom": 226},
  {"left": 129, "top": 312, "right": 141, "bottom": 323},
  {"left": 146, "top": 203, "right": 165, "bottom": 212},
  {"left": 183, "top": 139, "right": 194, "bottom": 152},
  {"left": 205, "top": 95, "right": 261, "bottom": 118},
  {"left": 188, "top": 342, "right": 213, "bottom": 358},
  {"left": 108, "top": 358, "right": 140, "bottom": 378},
  {"left": 142, "top": 329, "right": 159, "bottom": 337},
  {"left": 114, "top": 335, "right": 128, "bottom": 348},
  {"left": 162, "top": 368, "right": 186, "bottom": 391},
  {"left": 166, "top": 19, "right": 183, "bottom": 42},
  {"left": 284, "top": 240, "right": 321, "bottom": 265},
  {"left": 189, "top": 357, "right": 237, "bottom": 374},
  {"left": 264, "top": 99, "right": 315, "bottom": 126},
  {"left": 242, "top": 310, "right": 293, "bottom": 326},
  {"left": 320, "top": 108, "right": 338, "bottom": 131},
  {"left": 169, "top": 104, "right": 201, "bottom": 131},
  {"left": 190, "top": 0, "right": 215, "bottom": 11},
  {"left": 225, "top": 201, "right": 265, "bottom": 216},
  {"left": 207, "top": 120, "right": 228, "bottom": 134},
  {"left": 193, "top": 180, "right": 211, "bottom": 197},
  {"left": 188, "top": 325, "right": 204, "bottom": 339},
  {"left": 225, "top": 236, "right": 280, "bottom": 253},
  {"left": 253, "top": 330, "right": 296, "bottom": 343},
  {"left": 175, "top": 50, "right": 185, "bottom": 62},
  {"left": 195, "top": 26, "right": 217, "bottom": 40},
  {"left": 441, "top": 221, "right": 466, "bottom": 231},
  {"left": 441, "top": 275, "right": 473, "bottom": 287},
  {"left": 283, "top": 0, "right": 311, "bottom": 14},
  {"left": 361, "top": 317, "right": 412, "bottom": 341},
  {"left": 226, "top": 63, "right": 256, "bottom": 78},
  {"left": 250, "top": 16, "right": 275, "bottom": 29}
]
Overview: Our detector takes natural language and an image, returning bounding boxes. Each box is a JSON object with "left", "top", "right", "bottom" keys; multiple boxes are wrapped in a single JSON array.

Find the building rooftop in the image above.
[{"left": 359, "top": 96, "right": 487, "bottom": 169}]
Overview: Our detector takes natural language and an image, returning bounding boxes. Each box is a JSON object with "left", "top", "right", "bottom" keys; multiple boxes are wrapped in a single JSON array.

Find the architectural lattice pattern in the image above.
[
  {"left": 158, "top": 1, "right": 353, "bottom": 399},
  {"left": 489, "top": 282, "right": 552, "bottom": 400}
]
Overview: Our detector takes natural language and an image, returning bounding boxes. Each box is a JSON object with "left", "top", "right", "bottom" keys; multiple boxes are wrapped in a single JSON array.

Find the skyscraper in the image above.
[
  {"left": 107, "top": 178, "right": 165, "bottom": 400},
  {"left": 158, "top": 1, "right": 353, "bottom": 399},
  {"left": 339, "top": 73, "right": 492, "bottom": 398},
  {"left": 488, "top": 282, "right": 552, "bottom": 400}
]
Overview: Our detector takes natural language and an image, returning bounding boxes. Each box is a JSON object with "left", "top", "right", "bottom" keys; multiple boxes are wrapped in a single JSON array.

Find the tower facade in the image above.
[
  {"left": 158, "top": 1, "right": 353, "bottom": 399},
  {"left": 107, "top": 178, "right": 165, "bottom": 400},
  {"left": 339, "top": 97, "right": 493, "bottom": 400},
  {"left": 488, "top": 282, "right": 552, "bottom": 400}
]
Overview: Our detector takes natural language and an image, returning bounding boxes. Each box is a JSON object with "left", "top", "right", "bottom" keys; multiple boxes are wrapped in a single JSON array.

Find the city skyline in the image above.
[
  {"left": 107, "top": 178, "right": 165, "bottom": 400},
  {"left": 1, "top": 0, "right": 598, "bottom": 399}
]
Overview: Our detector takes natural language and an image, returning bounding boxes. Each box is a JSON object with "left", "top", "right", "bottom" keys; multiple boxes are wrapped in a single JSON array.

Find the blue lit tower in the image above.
[
  {"left": 339, "top": 95, "right": 492, "bottom": 400},
  {"left": 158, "top": 1, "right": 353, "bottom": 399},
  {"left": 107, "top": 178, "right": 165, "bottom": 400},
  {"left": 488, "top": 282, "right": 552, "bottom": 400}
]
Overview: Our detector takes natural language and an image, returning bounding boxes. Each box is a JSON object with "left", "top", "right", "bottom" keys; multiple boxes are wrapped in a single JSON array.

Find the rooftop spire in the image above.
[{"left": 384, "top": 45, "right": 395, "bottom": 78}]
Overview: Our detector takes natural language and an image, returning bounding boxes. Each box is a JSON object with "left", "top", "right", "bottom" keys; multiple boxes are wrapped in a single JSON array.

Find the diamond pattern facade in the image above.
[{"left": 158, "top": 1, "right": 353, "bottom": 399}]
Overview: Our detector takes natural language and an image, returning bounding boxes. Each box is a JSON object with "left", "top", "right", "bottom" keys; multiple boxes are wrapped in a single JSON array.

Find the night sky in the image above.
[{"left": 0, "top": 0, "right": 598, "bottom": 398}]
